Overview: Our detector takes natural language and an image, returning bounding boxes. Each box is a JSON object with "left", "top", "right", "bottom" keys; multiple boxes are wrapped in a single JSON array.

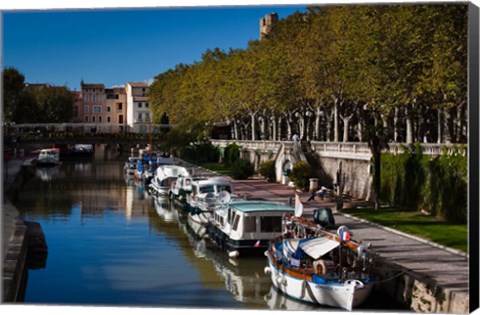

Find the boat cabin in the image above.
[{"left": 208, "top": 200, "right": 295, "bottom": 256}]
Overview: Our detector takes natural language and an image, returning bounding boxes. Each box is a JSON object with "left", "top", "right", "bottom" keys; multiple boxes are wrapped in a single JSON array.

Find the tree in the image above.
[{"left": 3, "top": 67, "right": 26, "bottom": 122}]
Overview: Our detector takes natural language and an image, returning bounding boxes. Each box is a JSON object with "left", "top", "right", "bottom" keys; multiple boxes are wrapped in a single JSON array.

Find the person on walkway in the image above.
[
  {"left": 292, "top": 133, "right": 300, "bottom": 142},
  {"left": 306, "top": 186, "right": 328, "bottom": 202}
]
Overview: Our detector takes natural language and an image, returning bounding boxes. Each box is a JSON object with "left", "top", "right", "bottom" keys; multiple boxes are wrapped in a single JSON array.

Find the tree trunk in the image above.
[
  {"left": 250, "top": 112, "right": 256, "bottom": 141},
  {"left": 315, "top": 107, "right": 321, "bottom": 141},
  {"left": 334, "top": 99, "right": 340, "bottom": 142},
  {"left": 406, "top": 106, "right": 414, "bottom": 144},
  {"left": 271, "top": 115, "right": 277, "bottom": 141},
  {"left": 443, "top": 108, "right": 452, "bottom": 144},
  {"left": 436, "top": 108, "right": 442, "bottom": 143},
  {"left": 341, "top": 115, "right": 352, "bottom": 142}
]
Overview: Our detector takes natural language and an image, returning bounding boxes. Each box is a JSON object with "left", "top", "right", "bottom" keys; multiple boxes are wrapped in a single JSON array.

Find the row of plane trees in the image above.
[{"left": 148, "top": 4, "right": 468, "bottom": 145}]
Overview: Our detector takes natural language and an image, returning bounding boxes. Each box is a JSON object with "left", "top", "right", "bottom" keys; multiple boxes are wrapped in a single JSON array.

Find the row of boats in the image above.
[{"left": 124, "top": 151, "right": 377, "bottom": 311}]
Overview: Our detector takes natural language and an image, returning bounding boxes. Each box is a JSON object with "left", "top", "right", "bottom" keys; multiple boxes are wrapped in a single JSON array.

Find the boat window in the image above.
[
  {"left": 232, "top": 214, "right": 240, "bottom": 231},
  {"left": 260, "top": 216, "right": 282, "bottom": 232},
  {"left": 199, "top": 185, "right": 215, "bottom": 194},
  {"left": 243, "top": 216, "right": 256, "bottom": 233}
]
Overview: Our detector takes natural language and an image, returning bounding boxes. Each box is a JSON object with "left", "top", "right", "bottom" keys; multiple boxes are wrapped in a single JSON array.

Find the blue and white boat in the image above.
[{"left": 264, "top": 215, "right": 376, "bottom": 311}]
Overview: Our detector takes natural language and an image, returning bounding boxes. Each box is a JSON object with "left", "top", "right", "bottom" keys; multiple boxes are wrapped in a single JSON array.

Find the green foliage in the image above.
[
  {"left": 289, "top": 161, "right": 314, "bottom": 191},
  {"left": 147, "top": 5, "right": 467, "bottom": 143},
  {"left": 259, "top": 159, "right": 276, "bottom": 182},
  {"left": 177, "top": 141, "right": 220, "bottom": 164},
  {"left": 223, "top": 143, "right": 241, "bottom": 166},
  {"left": 2, "top": 67, "right": 75, "bottom": 123},
  {"left": 381, "top": 145, "right": 467, "bottom": 223},
  {"left": 230, "top": 159, "right": 255, "bottom": 180}
]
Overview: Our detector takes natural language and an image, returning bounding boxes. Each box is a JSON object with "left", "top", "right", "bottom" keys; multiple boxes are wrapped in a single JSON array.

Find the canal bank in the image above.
[
  {"left": 178, "top": 160, "right": 470, "bottom": 313},
  {"left": 2, "top": 156, "right": 38, "bottom": 302}
]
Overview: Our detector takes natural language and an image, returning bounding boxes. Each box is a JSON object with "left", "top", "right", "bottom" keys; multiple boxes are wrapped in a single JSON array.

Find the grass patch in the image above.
[{"left": 346, "top": 207, "right": 468, "bottom": 253}]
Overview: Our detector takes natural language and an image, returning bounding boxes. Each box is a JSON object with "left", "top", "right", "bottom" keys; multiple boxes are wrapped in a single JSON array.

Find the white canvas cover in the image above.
[{"left": 299, "top": 237, "right": 340, "bottom": 259}]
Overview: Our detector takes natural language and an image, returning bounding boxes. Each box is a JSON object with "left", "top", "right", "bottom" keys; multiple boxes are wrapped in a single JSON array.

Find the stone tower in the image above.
[{"left": 260, "top": 12, "right": 279, "bottom": 40}]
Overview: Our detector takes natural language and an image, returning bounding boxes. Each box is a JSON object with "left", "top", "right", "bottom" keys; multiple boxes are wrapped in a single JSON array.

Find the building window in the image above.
[
  {"left": 107, "top": 116, "right": 111, "bottom": 123},
  {"left": 117, "top": 103, "right": 123, "bottom": 110},
  {"left": 138, "top": 103, "right": 142, "bottom": 108},
  {"left": 145, "top": 103, "right": 149, "bottom": 108},
  {"left": 98, "top": 95, "right": 102, "bottom": 101},
  {"left": 92, "top": 116, "right": 96, "bottom": 122},
  {"left": 94, "top": 106, "right": 101, "bottom": 113},
  {"left": 84, "top": 105, "right": 89, "bottom": 113},
  {"left": 85, "top": 116, "right": 89, "bottom": 122},
  {"left": 93, "top": 94, "right": 96, "bottom": 102},
  {"left": 99, "top": 116, "right": 102, "bottom": 122},
  {"left": 84, "top": 94, "right": 88, "bottom": 101},
  {"left": 119, "top": 114, "right": 124, "bottom": 124},
  {"left": 107, "top": 106, "right": 111, "bottom": 112},
  {"left": 138, "top": 113, "right": 143, "bottom": 120}
]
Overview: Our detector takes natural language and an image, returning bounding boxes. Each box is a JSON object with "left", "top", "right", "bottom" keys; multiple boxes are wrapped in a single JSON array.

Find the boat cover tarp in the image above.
[{"left": 299, "top": 237, "right": 340, "bottom": 260}]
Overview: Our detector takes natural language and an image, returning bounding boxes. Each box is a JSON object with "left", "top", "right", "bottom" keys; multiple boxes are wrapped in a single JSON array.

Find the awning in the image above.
[{"left": 299, "top": 237, "right": 340, "bottom": 260}]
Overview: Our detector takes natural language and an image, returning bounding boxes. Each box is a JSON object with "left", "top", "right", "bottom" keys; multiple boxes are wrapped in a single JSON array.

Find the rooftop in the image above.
[{"left": 227, "top": 200, "right": 295, "bottom": 213}]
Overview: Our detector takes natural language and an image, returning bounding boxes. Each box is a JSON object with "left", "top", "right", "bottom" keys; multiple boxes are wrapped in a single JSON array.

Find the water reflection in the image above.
[
  {"left": 15, "top": 160, "right": 384, "bottom": 310},
  {"left": 35, "top": 166, "right": 60, "bottom": 182}
]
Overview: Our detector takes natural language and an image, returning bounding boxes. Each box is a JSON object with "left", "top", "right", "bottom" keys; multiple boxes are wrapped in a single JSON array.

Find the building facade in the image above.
[
  {"left": 80, "top": 82, "right": 107, "bottom": 133},
  {"left": 125, "top": 82, "right": 152, "bottom": 133},
  {"left": 105, "top": 87, "right": 127, "bottom": 133}
]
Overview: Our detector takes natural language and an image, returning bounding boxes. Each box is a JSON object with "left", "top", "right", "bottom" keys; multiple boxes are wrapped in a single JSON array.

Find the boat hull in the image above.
[
  {"left": 187, "top": 212, "right": 210, "bottom": 238},
  {"left": 265, "top": 254, "right": 373, "bottom": 311},
  {"left": 206, "top": 223, "right": 270, "bottom": 257}
]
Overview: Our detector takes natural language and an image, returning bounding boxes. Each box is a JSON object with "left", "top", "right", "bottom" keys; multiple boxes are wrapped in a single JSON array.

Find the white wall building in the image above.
[{"left": 125, "top": 82, "right": 152, "bottom": 133}]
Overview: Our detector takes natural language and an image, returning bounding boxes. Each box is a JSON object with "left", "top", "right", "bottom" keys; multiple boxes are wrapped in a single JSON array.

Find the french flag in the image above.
[{"left": 341, "top": 231, "right": 351, "bottom": 242}]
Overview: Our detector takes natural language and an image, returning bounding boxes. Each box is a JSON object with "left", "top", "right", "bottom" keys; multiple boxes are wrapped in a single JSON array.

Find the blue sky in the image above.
[{"left": 2, "top": 4, "right": 307, "bottom": 91}]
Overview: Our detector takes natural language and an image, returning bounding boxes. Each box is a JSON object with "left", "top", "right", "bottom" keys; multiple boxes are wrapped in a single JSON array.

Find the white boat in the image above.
[
  {"left": 149, "top": 165, "right": 190, "bottom": 196},
  {"left": 36, "top": 148, "right": 61, "bottom": 166},
  {"left": 206, "top": 200, "right": 295, "bottom": 257},
  {"left": 186, "top": 178, "right": 235, "bottom": 238},
  {"left": 170, "top": 175, "right": 195, "bottom": 201},
  {"left": 264, "top": 215, "right": 376, "bottom": 311},
  {"left": 185, "top": 177, "right": 233, "bottom": 212}
]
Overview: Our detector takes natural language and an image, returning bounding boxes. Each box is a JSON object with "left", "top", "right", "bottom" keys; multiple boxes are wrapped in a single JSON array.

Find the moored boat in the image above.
[
  {"left": 264, "top": 214, "right": 376, "bottom": 311},
  {"left": 149, "top": 165, "right": 190, "bottom": 196},
  {"left": 35, "top": 148, "right": 61, "bottom": 166},
  {"left": 185, "top": 177, "right": 233, "bottom": 212},
  {"left": 206, "top": 200, "right": 295, "bottom": 258}
]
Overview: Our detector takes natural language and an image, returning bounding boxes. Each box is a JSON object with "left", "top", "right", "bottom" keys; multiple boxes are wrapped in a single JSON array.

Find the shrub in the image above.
[
  {"left": 230, "top": 158, "right": 255, "bottom": 180},
  {"left": 178, "top": 142, "right": 220, "bottom": 164},
  {"left": 259, "top": 159, "right": 276, "bottom": 182},
  {"left": 289, "top": 161, "right": 314, "bottom": 191},
  {"left": 224, "top": 143, "right": 241, "bottom": 166}
]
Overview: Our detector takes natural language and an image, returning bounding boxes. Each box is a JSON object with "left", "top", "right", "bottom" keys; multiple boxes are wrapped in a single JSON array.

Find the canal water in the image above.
[{"left": 13, "top": 159, "right": 401, "bottom": 312}]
